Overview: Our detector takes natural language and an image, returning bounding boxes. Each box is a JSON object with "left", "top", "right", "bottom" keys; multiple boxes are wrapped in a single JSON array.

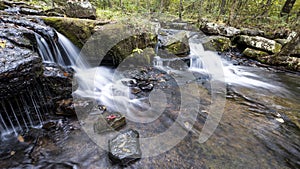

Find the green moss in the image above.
[
  {"left": 242, "top": 48, "right": 269, "bottom": 59},
  {"left": 42, "top": 17, "right": 97, "bottom": 48}
]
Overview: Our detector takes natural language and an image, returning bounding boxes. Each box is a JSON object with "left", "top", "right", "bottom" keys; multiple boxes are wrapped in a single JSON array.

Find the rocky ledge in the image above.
[{"left": 200, "top": 22, "right": 300, "bottom": 71}]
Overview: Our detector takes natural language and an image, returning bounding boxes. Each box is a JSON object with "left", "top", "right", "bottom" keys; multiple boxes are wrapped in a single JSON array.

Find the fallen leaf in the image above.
[
  {"left": 0, "top": 40, "right": 6, "bottom": 49},
  {"left": 10, "top": 151, "right": 15, "bottom": 156},
  {"left": 17, "top": 135, "right": 24, "bottom": 142}
]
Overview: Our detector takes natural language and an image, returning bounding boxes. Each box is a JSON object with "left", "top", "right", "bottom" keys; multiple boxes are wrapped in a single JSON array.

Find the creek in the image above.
[{"left": 0, "top": 25, "right": 299, "bottom": 169}]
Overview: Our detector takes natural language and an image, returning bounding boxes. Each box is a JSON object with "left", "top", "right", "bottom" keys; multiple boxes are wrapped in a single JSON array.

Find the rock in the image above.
[
  {"left": 55, "top": 98, "right": 75, "bottom": 116},
  {"left": 240, "top": 28, "right": 265, "bottom": 37},
  {"left": 94, "top": 111, "right": 126, "bottom": 134},
  {"left": 237, "top": 35, "right": 282, "bottom": 54},
  {"left": 202, "top": 36, "right": 231, "bottom": 52},
  {"left": 275, "top": 39, "right": 289, "bottom": 46},
  {"left": 118, "top": 48, "right": 156, "bottom": 69},
  {"left": 0, "top": 39, "right": 42, "bottom": 98},
  {"left": 65, "top": 1, "right": 96, "bottom": 20},
  {"left": 42, "top": 17, "right": 103, "bottom": 48},
  {"left": 201, "top": 22, "right": 240, "bottom": 37},
  {"left": 41, "top": 62, "right": 74, "bottom": 101},
  {"left": 242, "top": 48, "right": 269, "bottom": 59},
  {"left": 159, "top": 29, "right": 190, "bottom": 57},
  {"left": 84, "top": 23, "right": 157, "bottom": 67},
  {"left": 284, "top": 57, "right": 300, "bottom": 71},
  {"left": 108, "top": 129, "right": 142, "bottom": 165}
]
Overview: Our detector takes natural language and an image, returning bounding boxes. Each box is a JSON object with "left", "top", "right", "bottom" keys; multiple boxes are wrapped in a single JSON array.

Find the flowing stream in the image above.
[{"left": 0, "top": 29, "right": 299, "bottom": 168}]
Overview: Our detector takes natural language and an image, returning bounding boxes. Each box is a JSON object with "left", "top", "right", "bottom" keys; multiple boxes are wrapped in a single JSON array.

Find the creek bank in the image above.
[{"left": 200, "top": 22, "right": 300, "bottom": 71}]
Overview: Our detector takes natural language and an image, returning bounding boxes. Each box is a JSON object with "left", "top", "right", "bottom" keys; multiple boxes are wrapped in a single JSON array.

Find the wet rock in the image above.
[
  {"left": 94, "top": 112, "right": 126, "bottom": 134},
  {"left": 202, "top": 36, "right": 231, "bottom": 52},
  {"left": 237, "top": 35, "right": 282, "bottom": 54},
  {"left": 131, "top": 87, "right": 142, "bottom": 94},
  {"left": 159, "top": 29, "right": 190, "bottom": 57},
  {"left": 138, "top": 81, "right": 154, "bottom": 91},
  {"left": 42, "top": 121, "right": 56, "bottom": 131},
  {"left": 201, "top": 22, "right": 241, "bottom": 37},
  {"left": 242, "top": 48, "right": 269, "bottom": 59},
  {"left": 0, "top": 40, "right": 42, "bottom": 98},
  {"left": 55, "top": 98, "right": 75, "bottom": 116},
  {"left": 41, "top": 63, "right": 74, "bottom": 101},
  {"left": 65, "top": 1, "right": 96, "bottom": 20},
  {"left": 108, "top": 129, "right": 141, "bottom": 165}
]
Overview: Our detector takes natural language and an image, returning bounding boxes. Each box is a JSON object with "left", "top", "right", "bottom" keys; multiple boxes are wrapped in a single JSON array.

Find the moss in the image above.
[
  {"left": 242, "top": 48, "right": 269, "bottom": 59},
  {"left": 273, "top": 42, "right": 282, "bottom": 54},
  {"left": 0, "top": 1, "right": 6, "bottom": 10},
  {"left": 42, "top": 17, "right": 97, "bottom": 48},
  {"left": 203, "top": 36, "right": 231, "bottom": 52}
]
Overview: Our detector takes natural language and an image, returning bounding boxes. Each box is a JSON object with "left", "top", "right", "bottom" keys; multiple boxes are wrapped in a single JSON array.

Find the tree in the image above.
[
  {"left": 280, "top": 0, "right": 296, "bottom": 17},
  {"left": 179, "top": 0, "right": 183, "bottom": 20},
  {"left": 217, "top": 0, "right": 226, "bottom": 21}
]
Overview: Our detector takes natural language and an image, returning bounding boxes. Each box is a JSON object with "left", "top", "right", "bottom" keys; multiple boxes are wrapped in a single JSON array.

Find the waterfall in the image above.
[
  {"left": 0, "top": 82, "right": 48, "bottom": 137},
  {"left": 35, "top": 31, "right": 88, "bottom": 69},
  {"left": 0, "top": 30, "right": 88, "bottom": 137}
]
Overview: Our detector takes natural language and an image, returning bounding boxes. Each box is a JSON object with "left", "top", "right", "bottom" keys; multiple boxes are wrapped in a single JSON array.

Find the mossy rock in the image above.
[
  {"left": 237, "top": 35, "right": 282, "bottom": 54},
  {"left": 0, "top": 1, "right": 6, "bottom": 10},
  {"left": 159, "top": 30, "right": 190, "bottom": 57},
  {"left": 242, "top": 48, "right": 269, "bottom": 59},
  {"left": 41, "top": 17, "right": 99, "bottom": 48},
  {"left": 202, "top": 36, "right": 231, "bottom": 52}
]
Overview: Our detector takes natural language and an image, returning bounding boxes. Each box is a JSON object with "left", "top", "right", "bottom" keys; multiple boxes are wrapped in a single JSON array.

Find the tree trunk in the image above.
[
  {"left": 280, "top": 0, "right": 296, "bottom": 17},
  {"left": 217, "top": 0, "right": 226, "bottom": 21},
  {"left": 107, "top": 0, "right": 112, "bottom": 8},
  {"left": 51, "top": 0, "right": 54, "bottom": 9},
  {"left": 179, "top": 0, "right": 183, "bottom": 21},
  {"left": 261, "top": 0, "right": 272, "bottom": 16},
  {"left": 228, "top": 0, "right": 238, "bottom": 26}
]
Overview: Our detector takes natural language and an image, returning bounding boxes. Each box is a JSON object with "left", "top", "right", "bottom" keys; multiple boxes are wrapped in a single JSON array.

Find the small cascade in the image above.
[
  {"left": 0, "top": 81, "right": 49, "bottom": 136},
  {"left": 35, "top": 31, "right": 88, "bottom": 69}
]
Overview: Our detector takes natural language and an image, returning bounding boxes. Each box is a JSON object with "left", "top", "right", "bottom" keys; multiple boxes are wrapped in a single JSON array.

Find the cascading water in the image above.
[
  {"left": 0, "top": 30, "right": 88, "bottom": 137},
  {"left": 0, "top": 82, "right": 48, "bottom": 137}
]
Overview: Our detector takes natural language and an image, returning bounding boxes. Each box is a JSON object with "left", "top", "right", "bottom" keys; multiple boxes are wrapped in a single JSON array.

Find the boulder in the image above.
[
  {"left": 242, "top": 48, "right": 269, "bottom": 60},
  {"left": 202, "top": 36, "right": 231, "bottom": 52},
  {"left": 201, "top": 22, "right": 241, "bottom": 37},
  {"left": 237, "top": 35, "right": 282, "bottom": 54},
  {"left": 108, "top": 129, "right": 142, "bottom": 165},
  {"left": 65, "top": 1, "right": 96, "bottom": 20},
  {"left": 0, "top": 40, "right": 42, "bottom": 98},
  {"left": 42, "top": 17, "right": 106, "bottom": 48},
  {"left": 159, "top": 29, "right": 190, "bottom": 57}
]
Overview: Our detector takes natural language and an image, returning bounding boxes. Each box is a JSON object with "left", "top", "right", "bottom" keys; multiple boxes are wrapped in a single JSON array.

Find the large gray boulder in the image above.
[
  {"left": 237, "top": 35, "right": 282, "bottom": 54},
  {"left": 65, "top": 1, "right": 96, "bottom": 20},
  {"left": 201, "top": 22, "right": 241, "bottom": 37}
]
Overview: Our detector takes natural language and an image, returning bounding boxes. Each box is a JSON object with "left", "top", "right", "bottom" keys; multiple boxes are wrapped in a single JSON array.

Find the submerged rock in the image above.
[
  {"left": 94, "top": 112, "right": 126, "bottom": 134},
  {"left": 108, "top": 129, "right": 142, "bottom": 165},
  {"left": 55, "top": 98, "right": 75, "bottom": 116}
]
